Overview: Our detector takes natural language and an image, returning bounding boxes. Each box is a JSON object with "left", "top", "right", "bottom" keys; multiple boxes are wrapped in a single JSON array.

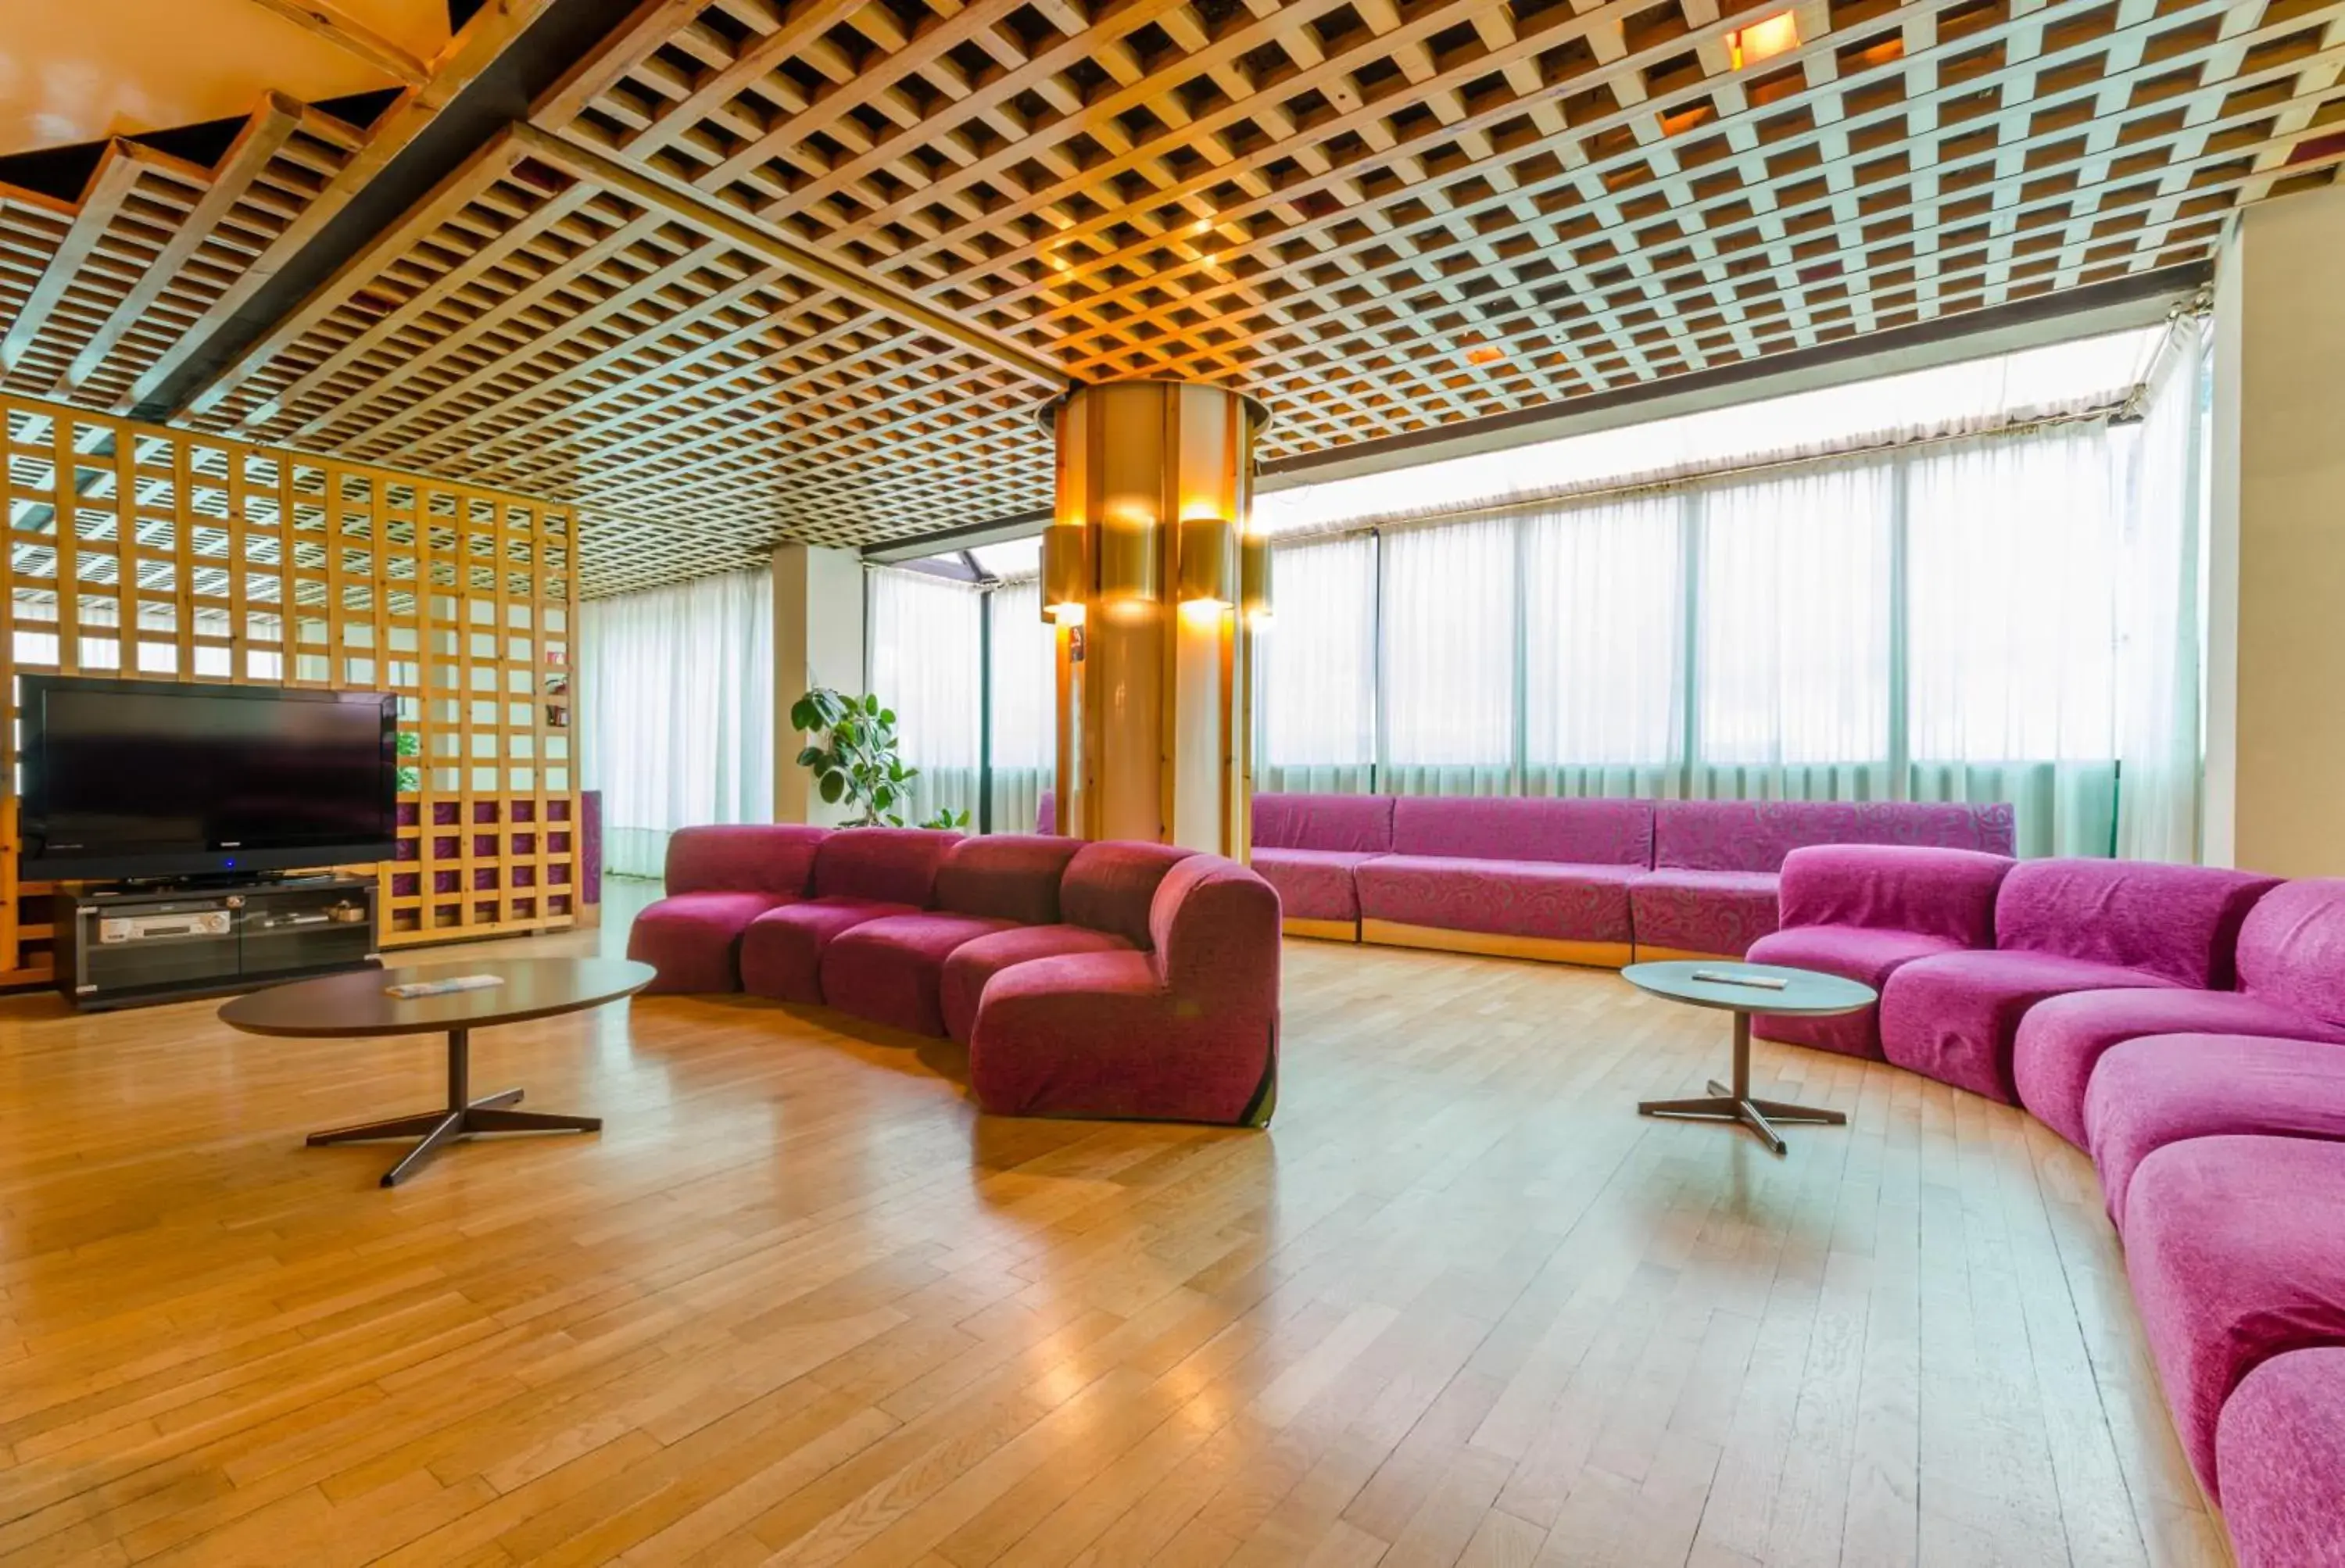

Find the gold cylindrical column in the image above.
[{"left": 1044, "top": 380, "right": 1268, "bottom": 854}]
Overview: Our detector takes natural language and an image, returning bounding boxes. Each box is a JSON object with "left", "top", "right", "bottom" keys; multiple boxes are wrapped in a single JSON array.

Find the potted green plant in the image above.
[{"left": 789, "top": 687, "right": 968, "bottom": 829}]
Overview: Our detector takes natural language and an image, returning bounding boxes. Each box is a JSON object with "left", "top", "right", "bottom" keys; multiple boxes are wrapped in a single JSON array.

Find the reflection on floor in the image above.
[{"left": 0, "top": 875, "right": 2225, "bottom": 1566}]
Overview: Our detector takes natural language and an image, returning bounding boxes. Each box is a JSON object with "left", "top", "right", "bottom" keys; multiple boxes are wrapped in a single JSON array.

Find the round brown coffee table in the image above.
[
  {"left": 220, "top": 957, "right": 655, "bottom": 1187},
  {"left": 1624, "top": 960, "right": 1876, "bottom": 1155}
]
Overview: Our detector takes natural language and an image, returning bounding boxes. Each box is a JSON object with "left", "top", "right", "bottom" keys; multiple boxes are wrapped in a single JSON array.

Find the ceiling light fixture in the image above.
[
  {"left": 1465, "top": 344, "right": 1505, "bottom": 366},
  {"left": 1728, "top": 12, "right": 1800, "bottom": 69}
]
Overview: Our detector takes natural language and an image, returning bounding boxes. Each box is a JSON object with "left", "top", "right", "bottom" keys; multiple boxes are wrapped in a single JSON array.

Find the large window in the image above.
[{"left": 1248, "top": 320, "right": 2211, "bottom": 858}]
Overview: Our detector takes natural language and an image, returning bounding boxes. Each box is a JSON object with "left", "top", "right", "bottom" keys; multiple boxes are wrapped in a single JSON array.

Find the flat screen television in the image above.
[{"left": 17, "top": 675, "right": 399, "bottom": 881}]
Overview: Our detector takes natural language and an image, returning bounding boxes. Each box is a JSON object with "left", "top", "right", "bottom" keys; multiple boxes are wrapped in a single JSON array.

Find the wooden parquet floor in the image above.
[{"left": 0, "top": 879, "right": 2231, "bottom": 1568}]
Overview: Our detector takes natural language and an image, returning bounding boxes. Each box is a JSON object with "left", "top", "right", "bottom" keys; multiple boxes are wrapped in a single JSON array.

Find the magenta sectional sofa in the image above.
[
  {"left": 632, "top": 825, "right": 1277, "bottom": 1126},
  {"left": 1731, "top": 844, "right": 2345, "bottom": 1562},
  {"left": 2014, "top": 877, "right": 2345, "bottom": 1146},
  {"left": 1875, "top": 857, "right": 2282, "bottom": 1103},
  {"left": 1356, "top": 796, "right": 1654, "bottom": 964},
  {"left": 1746, "top": 844, "right": 2015, "bottom": 1060}
]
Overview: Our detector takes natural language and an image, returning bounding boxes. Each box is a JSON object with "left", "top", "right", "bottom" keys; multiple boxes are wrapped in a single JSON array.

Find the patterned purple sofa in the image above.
[
  {"left": 1631, "top": 800, "right": 2017, "bottom": 961},
  {"left": 2012, "top": 877, "right": 2345, "bottom": 1147},
  {"left": 1249, "top": 793, "right": 1394, "bottom": 940},
  {"left": 634, "top": 825, "right": 1279, "bottom": 1126},
  {"left": 625, "top": 824, "right": 827, "bottom": 993},
  {"left": 1355, "top": 796, "right": 1654, "bottom": 966},
  {"left": 1745, "top": 844, "right": 2014, "bottom": 1060},
  {"left": 1876, "top": 858, "right": 2282, "bottom": 1103}
]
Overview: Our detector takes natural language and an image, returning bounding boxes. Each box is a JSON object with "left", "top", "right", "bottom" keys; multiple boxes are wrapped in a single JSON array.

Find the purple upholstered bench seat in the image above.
[
  {"left": 1625, "top": 870, "right": 1779, "bottom": 962},
  {"left": 2217, "top": 1348, "right": 2345, "bottom": 1568},
  {"left": 628, "top": 824, "right": 827, "bottom": 993},
  {"left": 2014, "top": 877, "right": 2345, "bottom": 1146},
  {"left": 1250, "top": 849, "right": 1378, "bottom": 930},
  {"left": 1355, "top": 796, "right": 1652, "bottom": 966},
  {"left": 740, "top": 828, "right": 959, "bottom": 1004},
  {"left": 1879, "top": 858, "right": 2280, "bottom": 1103},
  {"left": 1359, "top": 855, "right": 1639, "bottom": 958},
  {"left": 1248, "top": 793, "right": 1394, "bottom": 938},
  {"left": 2083, "top": 1033, "right": 2345, "bottom": 1228},
  {"left": 1748, "top": 845, "right": 2012, "bottom": 1060},
  {"left": 2122, "top": 1135, "right": 2345, "bottom": 1500}
]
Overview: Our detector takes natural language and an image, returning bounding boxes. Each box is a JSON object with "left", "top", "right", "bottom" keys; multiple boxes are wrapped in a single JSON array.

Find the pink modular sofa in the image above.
[
  {"left": 1744, "top": 849, "right": 2345, "bottom": 1563},
  {"left": 628, "top": 826, "right": 1280, "bottom": 1126},
  {"left": 1241, "top": 793, "right": 2015, "bottom": 965}
]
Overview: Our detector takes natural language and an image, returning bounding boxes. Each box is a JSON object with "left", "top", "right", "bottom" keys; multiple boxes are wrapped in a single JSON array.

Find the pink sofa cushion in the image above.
[
  {"left": 939, "top": 923, "right": 1137, "bottom": 1044},
  {"left": 1059, "top": 840, "right": 1193, "bottom": 945},
  {"left": 1252, "top": 793, "right": 1394, "bottom": 854},
  {"left": 664, "top": 824, "right": 826, "bottom": 896},
  {"left": 1879, "top": 949, "right": 2178, "bottom": 1103},
  {"left": 1251, "top": 847, "right": 1375, "bottom": 923},
  {"left": 2236, "top": 877, "right": 2345, "bottom": 1029},
  {"left": 933, "top": 833, "right": 1082, "bottom": 925},
  {"left": 2084, "top": 1034, "right": 2345, "bottom": 1228},
  {"left": 811, "top": 827, "right": 958, "bottom": 906},
  {"left": 1627, "top": 869, "right": 1778, "bottom": 956},
  {"left": 627, "top": 890, "right": 795, "bottom": 994},
  {"left": 739, "top": 897, "right": 916, "bottom": 1003},
  {"left": 1746, "top": 924, "right": 1966, "bottom": 1060},
  {"left": 2216, "top": 1349, "right": 2345, "bottom": 1568},
  {"left": 2014, "top": 990, "right": 2345, "bottom": 1148},
  {"left": 1389, "top": 795, "right": 1652, "bottom": 867},
  {"left": 1355, "top": 855, "right": 1638, "bottom": 945},
  {"left": 1652, "top": 800, "right": 2017, "bottom": 873},
  {"left": 1992, "top": 858, "right": 2281, "bottom": 989},
  {"left": 820, "top": 911, "right": 1020, "bottom": 1036},
  {"left": 1149, "top": 854, "right": 1283, "bottom": 1004},
  {"left": 2122, "top": 1135, "right": 2345, "bottom": 1497},
  {"left": 1776, "top": 844, "right": 2013, "bottom": 947}
]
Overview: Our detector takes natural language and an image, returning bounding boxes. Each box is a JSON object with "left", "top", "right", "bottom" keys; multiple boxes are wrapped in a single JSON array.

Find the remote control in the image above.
[{"left": 385, "top": 975, "right": 507, "bottom": 999}]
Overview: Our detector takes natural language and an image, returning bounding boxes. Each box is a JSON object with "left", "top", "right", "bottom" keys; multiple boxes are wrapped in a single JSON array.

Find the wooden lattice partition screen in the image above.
[{"left": 0, "top": 392, "right": 579, "bottom": 985}]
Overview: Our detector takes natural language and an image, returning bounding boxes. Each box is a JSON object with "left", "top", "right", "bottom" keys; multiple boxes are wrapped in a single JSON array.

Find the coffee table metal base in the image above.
[
  {"left": 1639, "top": 1013, "right": 1845, "bottom": 1156},
  {"left": 306, "top": 1026, "right": 602, "bottom": 1187}
]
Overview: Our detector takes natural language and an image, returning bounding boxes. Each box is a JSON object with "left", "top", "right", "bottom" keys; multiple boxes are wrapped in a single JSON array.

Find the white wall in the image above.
[
  {"left": 2206, "top": 179, "right": 2345, "bottom": 875},
  {"left": 771, "top": 543, "right": 867, "bottom": 825}
]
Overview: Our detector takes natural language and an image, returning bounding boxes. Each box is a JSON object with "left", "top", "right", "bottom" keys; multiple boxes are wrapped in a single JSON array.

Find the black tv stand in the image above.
[{"left": 56, "top": 875, "right": 380, "bottom": 1011}]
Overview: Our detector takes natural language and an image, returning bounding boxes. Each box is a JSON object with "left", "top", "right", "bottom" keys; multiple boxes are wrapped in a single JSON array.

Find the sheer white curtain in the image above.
[
  {"left": 988, "top": 579, "right": 1055, "bottom": 833},
  {"left": 1380, "top": 519, "right": 1516, "bottom": 795},
  {"left": 1258, "top": 533, "right": 1377, "bottom": 793},
  {"left": 868, "top": 567, "right": 981, "bottom": 825},
  {"left": 1522, "top": 493, "right": 1684, "bottom": 797},
  {"left": 1693, "top": 464, "right": 1894, "bottom": 801},
  {"left": 580, "top": 567, "right": 772, "bottom": 879},
  {"left": 2114, "top": 318, "right": 2207, "bottom": 861},
  {"left": 1906, "top": 424, "right": 2121, "bottom": 855}
]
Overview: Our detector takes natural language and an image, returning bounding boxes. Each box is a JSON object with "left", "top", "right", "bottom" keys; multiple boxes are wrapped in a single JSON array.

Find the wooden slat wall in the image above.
[{"left": 0, "top": 392, "right": 578, "bottom": 986}]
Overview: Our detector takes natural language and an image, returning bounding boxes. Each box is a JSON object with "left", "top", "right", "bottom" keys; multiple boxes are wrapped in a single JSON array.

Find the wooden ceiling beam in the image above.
[{"left": 511, "top": 120, "right": 1069, "bottom": 388}]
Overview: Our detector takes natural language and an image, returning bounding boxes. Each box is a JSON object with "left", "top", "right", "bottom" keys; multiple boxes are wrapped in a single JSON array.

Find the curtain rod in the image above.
[{"left": 1266, "top": 399, "right": 2132, "bottom": 547}]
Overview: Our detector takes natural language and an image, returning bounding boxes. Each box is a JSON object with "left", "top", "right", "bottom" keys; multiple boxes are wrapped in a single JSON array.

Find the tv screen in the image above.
[{"left": 18, "top": 676, "right": 398, "bottom": 880}]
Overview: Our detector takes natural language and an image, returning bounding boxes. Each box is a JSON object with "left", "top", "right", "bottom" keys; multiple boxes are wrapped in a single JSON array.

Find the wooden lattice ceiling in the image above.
[{"left": 4, "top": 0, "right": 2342, "bottom": 595}]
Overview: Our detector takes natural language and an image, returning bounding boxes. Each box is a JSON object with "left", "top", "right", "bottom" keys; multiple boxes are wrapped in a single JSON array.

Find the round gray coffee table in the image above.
[
  {"left": 1624, "top": 960, "right": 1875, "bottom": 1155},
  {"left": 220, "top": 957, "right": 654, "bottom": 1187}
]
